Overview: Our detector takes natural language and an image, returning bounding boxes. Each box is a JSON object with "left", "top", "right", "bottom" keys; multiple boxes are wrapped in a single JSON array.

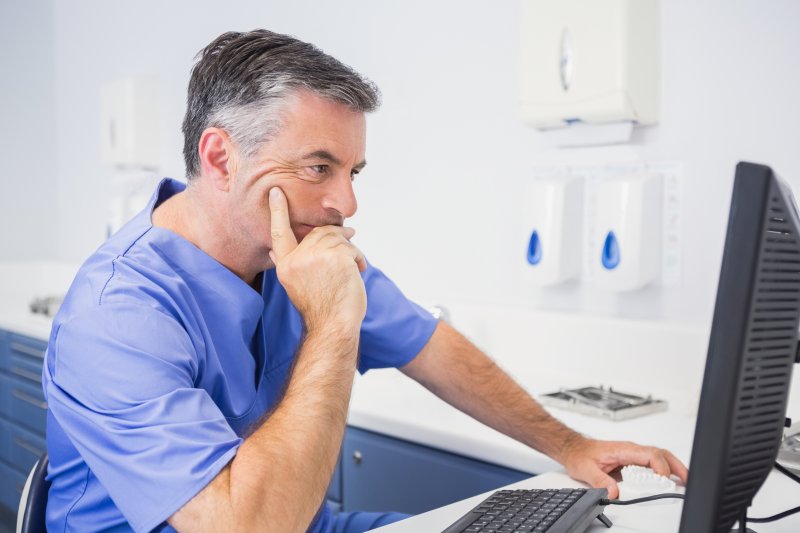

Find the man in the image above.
[{"left": 43, "top": 29, "right": 687, "bottom": 532}]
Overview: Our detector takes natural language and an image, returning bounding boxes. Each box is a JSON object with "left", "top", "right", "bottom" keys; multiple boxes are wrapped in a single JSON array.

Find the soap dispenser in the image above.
[
  {"left": 524, "top": 176, "right": 583, "bottom": 286},
  {"left": 592, "top": 174, "right": 662, "bottom": 291}
]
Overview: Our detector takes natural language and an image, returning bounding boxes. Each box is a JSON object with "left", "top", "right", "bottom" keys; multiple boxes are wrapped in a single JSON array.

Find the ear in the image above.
[{"left": 197, "top": 127, "right": 238, "bottom": 191}]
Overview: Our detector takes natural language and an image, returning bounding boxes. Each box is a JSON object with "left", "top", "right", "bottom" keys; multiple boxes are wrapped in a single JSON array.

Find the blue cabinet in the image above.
[
  {"left": 325, "top": 455, "right": 342, "bottom": 512},
  {"left": 0, "top": 330, "right": 48, "bottom": 514},
  {"left": 340, "top": 427, "right": 531, "bottom": 515}
]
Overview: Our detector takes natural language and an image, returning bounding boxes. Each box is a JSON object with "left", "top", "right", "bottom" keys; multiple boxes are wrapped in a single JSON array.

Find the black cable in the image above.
[
  {"left": 600, "top": 493, "right": 685, "bottom": 506},
  {"left": 598, "top": 462, "right": 800, "bottom": 521},
  {"left": 775, "top": 461, "right": 800, "bottom": 485},
  {"left": 745, "top": 462, "right": 800, "bottom": 523},
  {"left": 747, "top": 504, "right": 800, "bottom": 523}
]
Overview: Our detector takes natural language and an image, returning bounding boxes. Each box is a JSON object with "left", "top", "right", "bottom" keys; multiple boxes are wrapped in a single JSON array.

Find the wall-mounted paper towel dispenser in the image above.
[{"left": 518, "top": 0, "right": 660, "bottom": 130}]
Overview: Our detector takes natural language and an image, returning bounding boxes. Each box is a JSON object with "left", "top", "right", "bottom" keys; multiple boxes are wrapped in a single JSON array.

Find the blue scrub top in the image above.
[{"left": 42, "top": 178, "right": 438, "bottom": 532}]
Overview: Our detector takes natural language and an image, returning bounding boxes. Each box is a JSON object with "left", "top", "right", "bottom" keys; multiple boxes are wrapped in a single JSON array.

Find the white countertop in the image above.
[
  {"left": 0, "top": 261, "right": 79, "bottom": 340},
  {"left": 0, "top": 295, "right": 56, "bottom": 341}
]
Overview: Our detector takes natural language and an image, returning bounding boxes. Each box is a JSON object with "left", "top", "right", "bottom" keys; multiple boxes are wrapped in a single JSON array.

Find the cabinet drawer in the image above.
[
  {"left": 7, "top": 351, "right": 43, "bottom": 388},
  {"left": 0, "top": 459, "right": 26, "bottom": 513},
  {"left": 8, "top": 334, "right": 47, "bottom": 368},
  {"left": 0, "top": 419, "right": 12, "bottom": 465},
  {"left": 0, "top": 330, "right": 9, "bottom": 370},
  {"left": 342, "top": 427, "right": 531, "bottom": 515},
  {"left": 5, "top": 422, "right": 46, "bottom": 477},
  {"left": 327, "top": 456, "right": 342, "bottom": 503},
  {"left": 0, "top": 375, "right": 47, "bottom": 436}
]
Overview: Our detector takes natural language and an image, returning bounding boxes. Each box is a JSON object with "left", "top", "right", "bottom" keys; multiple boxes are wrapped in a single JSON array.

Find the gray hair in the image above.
[{"left": 182, "top": 29, "right": 381, "bottom": 179}]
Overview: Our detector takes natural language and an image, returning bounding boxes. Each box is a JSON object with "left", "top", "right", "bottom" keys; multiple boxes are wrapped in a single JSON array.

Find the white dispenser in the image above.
[
  {"left": 518, "top": 0, "right": 660, "bottom": 131},
  {"left": 524, "top": 177, "right": 583, "bottom": 286},
  {"left": 100, "top": 76, "right": 159, "bottom": 168},
  {"left": 592, "top": 174, "right": 662, "bottom": 291}
]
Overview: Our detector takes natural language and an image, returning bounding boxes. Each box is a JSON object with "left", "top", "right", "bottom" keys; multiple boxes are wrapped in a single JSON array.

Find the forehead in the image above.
[{"left": 270, "top": 90, "right": 367, "bottom": 160}]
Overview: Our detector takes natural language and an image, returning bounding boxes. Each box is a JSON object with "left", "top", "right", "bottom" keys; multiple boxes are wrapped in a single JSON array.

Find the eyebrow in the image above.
[{"left": 302, "top": 150, "right": 367, "bottom": 171}]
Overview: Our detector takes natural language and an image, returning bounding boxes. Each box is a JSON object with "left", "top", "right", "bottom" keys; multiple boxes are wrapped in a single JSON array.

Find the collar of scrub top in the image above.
[{"left": 137, "top": 178, "right": 267, "bottom": 340}]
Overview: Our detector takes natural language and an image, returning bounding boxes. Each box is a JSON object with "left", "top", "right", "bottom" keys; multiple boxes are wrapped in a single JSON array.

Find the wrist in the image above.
[
  {"left": 304, "top": 320, "right": 361, "bottom": 350},
  {"left": 553, "top": 432, "right": 588, "bottom": 466},
  {"left": 304, "top": 316, "right": 360, "bottom": 338}
]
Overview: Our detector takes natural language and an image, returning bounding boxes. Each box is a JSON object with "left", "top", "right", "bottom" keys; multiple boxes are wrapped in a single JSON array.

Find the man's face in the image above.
[{"left": 228, "top": 90, "right": 367, "bottom": 260}]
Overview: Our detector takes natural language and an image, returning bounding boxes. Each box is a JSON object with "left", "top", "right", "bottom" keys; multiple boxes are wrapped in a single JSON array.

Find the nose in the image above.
[{"left": 321, "top": 172, "right": 358, "bottom": 219}]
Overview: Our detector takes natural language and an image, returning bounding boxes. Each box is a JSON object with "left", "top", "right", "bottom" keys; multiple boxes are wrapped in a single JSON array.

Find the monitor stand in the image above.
[{"left": 734, "top": 509, "right": 756, "bottom": 533}]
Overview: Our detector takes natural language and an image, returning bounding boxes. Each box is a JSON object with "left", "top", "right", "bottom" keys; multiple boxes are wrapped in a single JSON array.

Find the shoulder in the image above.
[
  {"left": 47, "top": 298, "right": 200, "bottom": 409},
  {"left": 62, "top": 226, "right": 195, "bottom": 325}
]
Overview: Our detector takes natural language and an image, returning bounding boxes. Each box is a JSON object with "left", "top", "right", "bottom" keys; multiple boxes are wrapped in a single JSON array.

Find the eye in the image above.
[
  {"left": 350, "top": 169, "right": 361, "bottom": 182},
  {"left": 310, "top": 164, "right": 329, "bottom": 175}
]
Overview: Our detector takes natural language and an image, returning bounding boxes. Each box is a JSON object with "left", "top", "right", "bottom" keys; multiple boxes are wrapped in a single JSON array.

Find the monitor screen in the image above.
[{"left": 679, "top": 162, "right": 800, "bottom": 531}]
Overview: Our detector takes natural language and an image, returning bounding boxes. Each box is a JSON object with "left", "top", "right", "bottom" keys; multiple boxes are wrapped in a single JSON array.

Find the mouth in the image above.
[
  {"left": 289, "top": 222, "right": 347, "bottom": 243},
  {"left": 296, "top": 221, "right": 344, "bottom": 231},
  {"left": 292, "top": 223, "right": 317, "bottom": 240}
]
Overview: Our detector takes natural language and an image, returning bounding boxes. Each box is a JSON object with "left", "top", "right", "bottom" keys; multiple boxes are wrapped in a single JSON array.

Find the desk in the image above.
[{"left": 372, "top": 469, "right": 800, "bottom": 532}]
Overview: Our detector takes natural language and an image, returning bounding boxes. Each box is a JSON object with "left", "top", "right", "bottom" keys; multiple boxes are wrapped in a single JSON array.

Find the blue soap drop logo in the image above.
[
  {"left": 602, "top": 231, "right": 621, "bottom": 270},
  {"left": 527, "top": 230, "right": 542, "bottom": 265}
]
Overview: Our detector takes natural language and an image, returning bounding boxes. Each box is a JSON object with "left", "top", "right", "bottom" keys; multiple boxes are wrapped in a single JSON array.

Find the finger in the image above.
[
  {"left": 332, "top": 240, "right": 368, "bottom": 273},
  {"left": 353, "top": 247, "right": 368, "bottom": 273},
  {"left": 615, "top": 443, "right": 665, "bottom": 470},
  {"left": 301, "top": 225, "right": 355, "bottom": 248},
  {"left": 268, "top": 187, "right": 298, "bottom": 260},
  {"left": 663, "top": 450, "right": 689, "bottom": 484},
  {"left": 343, "top": 227, "right": 366, "bottom": 271},
  {"left": 617, "top": 444, "right": 683, "bottom": 482},
  {"left": 583, "top": 466, "right": 619, "bottom": 499},
  {"left": 646, "top": 450, "right": 672, "bottom": 479}
]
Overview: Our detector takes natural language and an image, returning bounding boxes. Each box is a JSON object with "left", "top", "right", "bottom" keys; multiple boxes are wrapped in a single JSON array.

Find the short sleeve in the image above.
[
  {"left": 357, "top": 263, "right": 439, "bottom": 373},
  {"left": 44, "top": 303, "right": 241, "bottom": 533}
]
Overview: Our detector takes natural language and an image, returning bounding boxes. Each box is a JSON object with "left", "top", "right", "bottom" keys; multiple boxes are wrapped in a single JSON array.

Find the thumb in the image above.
[{"left": 584, "top": 468, "right": 618, "bottom": 499}]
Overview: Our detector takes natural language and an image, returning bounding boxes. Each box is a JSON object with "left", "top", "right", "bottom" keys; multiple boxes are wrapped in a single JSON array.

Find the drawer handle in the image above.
[
  {"left": 352, "top": 450, "right": 363, "bottom": 465},
  {"left": 14, "top": 437, "right": 44, "bottom": 458},
  {"left": 10, "top": 366, "right": 41, "bottom": 383},
  {"left": 12, "top": 389, "right": 48, "bottom": 410},
  {"left": 10, "top": 342, "right": 45, "bottom": 360}
]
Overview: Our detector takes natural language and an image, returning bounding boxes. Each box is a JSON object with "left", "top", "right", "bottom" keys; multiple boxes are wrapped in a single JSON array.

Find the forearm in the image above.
[
  {"left": 402, "top": 322, "right": 582, "bottom": 463},
  {"left": 171, "top": 325, "right": 358, "bottom": 532}
]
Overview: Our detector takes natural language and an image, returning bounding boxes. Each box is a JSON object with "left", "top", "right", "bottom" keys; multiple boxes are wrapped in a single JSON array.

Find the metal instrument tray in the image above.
[{"left": 540, "top": 386, "right": 668, "bottom": 421}]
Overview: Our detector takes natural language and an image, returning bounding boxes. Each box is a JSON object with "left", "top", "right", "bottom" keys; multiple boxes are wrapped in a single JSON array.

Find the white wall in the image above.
[
  {"left": 0, "top": 0, "right": 56, "bottom": 260},
  {"left": 40, "top": 0, "right": 800, "bottom": 326}
]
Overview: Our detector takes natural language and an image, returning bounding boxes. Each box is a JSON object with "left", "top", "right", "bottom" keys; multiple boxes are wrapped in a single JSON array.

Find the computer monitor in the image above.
[{"left": 679, "top": 162, "right": 800, "bottom": 532}]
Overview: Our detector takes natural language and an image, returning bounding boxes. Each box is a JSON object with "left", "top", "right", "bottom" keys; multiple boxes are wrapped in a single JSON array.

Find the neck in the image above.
[{"left": 151, "top": 180, "right": 266, "bottom": 286}]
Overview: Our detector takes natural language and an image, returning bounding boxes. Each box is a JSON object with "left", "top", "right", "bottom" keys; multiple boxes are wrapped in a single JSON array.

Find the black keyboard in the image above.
[{"left": 441, "top": 488, "right": 611, "bottom": 533}]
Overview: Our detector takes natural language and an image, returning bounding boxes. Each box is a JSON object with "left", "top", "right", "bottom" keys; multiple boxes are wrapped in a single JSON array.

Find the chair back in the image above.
[{"left": 16, "top": 453, "right": 49, "bottom": 533}]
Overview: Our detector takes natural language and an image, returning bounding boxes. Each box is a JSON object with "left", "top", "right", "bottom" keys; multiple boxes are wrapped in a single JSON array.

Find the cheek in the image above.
[{"left": 280, "top": 185, "right": 324, "bottom": 220}]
